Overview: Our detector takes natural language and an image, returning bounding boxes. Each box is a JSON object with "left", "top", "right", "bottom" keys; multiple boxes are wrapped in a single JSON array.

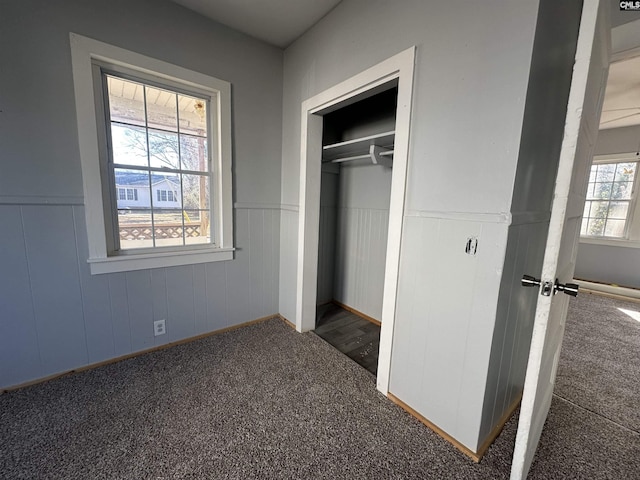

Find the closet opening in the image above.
[
  {"left": 313, "top": 84, "right": 398, "bottom": 376},
  {"left": 296, "top": 46, "right": 415, "bottom": 394}
]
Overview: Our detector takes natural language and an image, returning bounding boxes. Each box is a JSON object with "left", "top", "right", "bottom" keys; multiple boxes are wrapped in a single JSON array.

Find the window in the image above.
[
  {"left": 581, "top": 157, "right": 638, "bottom": 239},
  {"left": 156, "top": 189, "right": 177, "bottom": 202},
  {"left": 70, "top": 34, "right": 233, "bottom": 274},
  {"left": 119, "top": 188, "right": 138, "bottom": 202}
]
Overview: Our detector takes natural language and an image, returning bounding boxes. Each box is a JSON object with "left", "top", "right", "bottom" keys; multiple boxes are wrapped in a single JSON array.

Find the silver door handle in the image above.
[
  {"left": 554, "top": 279, "right": 579, "bottom": 297},
  {"left": 522, "top": 275, "right": 578, "bottom": 297}
]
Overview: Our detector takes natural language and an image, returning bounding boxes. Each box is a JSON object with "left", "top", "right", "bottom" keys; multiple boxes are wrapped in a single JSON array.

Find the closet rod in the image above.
[{"left": 326, "top": 145, "right": 394, "bottom": 166}]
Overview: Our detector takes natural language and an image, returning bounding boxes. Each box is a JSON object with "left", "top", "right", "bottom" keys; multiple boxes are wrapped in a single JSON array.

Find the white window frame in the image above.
[
  {"left": 70, "top": 33, "right": 234, "bottom": 274},
  {"left": 580, "top": 153, "right": 640, "bottom": 248}
]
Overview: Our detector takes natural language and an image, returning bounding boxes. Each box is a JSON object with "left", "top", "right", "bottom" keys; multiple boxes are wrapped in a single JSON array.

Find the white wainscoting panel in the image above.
[
  {"left": 478, "top": 220, "right": 548, "bottom": 443},
  {"left": 0, "top": 204, "right": 281, "bottom": 389},
  {"left": 278, "top": 208, "right": 299, "bottom": 322},
  {"left": 388, "top": 214, "right": 508, "bottom": 452},
  {"left": 334, "top": 207, "right": 389, "bottom": 320}
]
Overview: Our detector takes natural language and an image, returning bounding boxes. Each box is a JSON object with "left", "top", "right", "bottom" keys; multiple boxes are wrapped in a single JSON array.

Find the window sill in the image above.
[
  {"left": 88, "top": 247, "right": 235, "bottom": 274},
  {"left": 579, "top": 237, "right": 640, "bottom": 249}
]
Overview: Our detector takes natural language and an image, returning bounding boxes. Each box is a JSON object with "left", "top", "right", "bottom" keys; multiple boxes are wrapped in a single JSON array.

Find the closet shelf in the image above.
[{"left": 322, "top": 131, "right": 395, "bottom": 166}]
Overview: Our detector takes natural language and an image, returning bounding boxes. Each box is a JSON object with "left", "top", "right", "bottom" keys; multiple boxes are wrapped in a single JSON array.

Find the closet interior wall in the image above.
[{"left": 317, "top": 88, "right": 397, "bottom": 322}]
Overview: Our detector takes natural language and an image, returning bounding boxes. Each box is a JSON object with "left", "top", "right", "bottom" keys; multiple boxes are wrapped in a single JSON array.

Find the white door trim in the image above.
[{"left": 296, "top": 46, "right": 416, "bottom": 395}]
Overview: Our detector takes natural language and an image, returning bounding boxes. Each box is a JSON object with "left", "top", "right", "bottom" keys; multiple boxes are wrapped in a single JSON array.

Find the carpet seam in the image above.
[{"left": 552, "top": 393, "right": 640, "bottom": 436}]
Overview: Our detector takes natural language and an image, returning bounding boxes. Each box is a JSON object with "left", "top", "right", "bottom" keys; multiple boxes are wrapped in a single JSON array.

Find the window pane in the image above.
[
  {"left": 595, "top": 163, "right": 615, "bottom": 182},
  {"left": 178, "top": 95, "right": 207, "bottom": 135},
  {"left": 107, "top": 76, "right": 145, "bottom": 127},
  {"left": 183, "top": 210, "right": 210, "bottom": 245},
  {"left": 182, "top": 174, "right": 209, "bottom": 210},
  {"left": 611, "top": 181, "right": 633, "bottom": 200},
  {"left": 118, "top": 209, "right": 153, "bottom": 250},
  {"left": 146, "top": 86, "right": 178, "bottom": 132},
  {"left": 111, "top": 124, "right": 148, "bottom": 167},
  {"left": 587, "top": 217, "right": 605, "bottom": 236},
  {"left": 585, "top": 182, "right": 596, "bottom": 199},
  {"left": 580, "top": 219, "right": 587, "bottom": 236},
  {"left": 148, "top": 129, "right": 180, "bottom": 169},
  {"left": 153, "top": 210, "right": 185, "bottom": 247},
  {"left": 583, "top": 201, "right": 592, "bottom": 218},
  {"left": 592, "top": 182, "right": 611, "bottom": 199},
  {"left": 180, "top": 135, "right": 209, "bottom": 172},
  {"left": 604, "top": 219, "right": 625, "bottom": 237},
  {"left": 589, "top": 200, "right": 608, "bottom": 219},
  {"left": 614, "top": 162, "right": 635, "bottom": 182},
  {"left": 114, "top": 169, "right": 150, "bottom": 210},
  {"left": 588, "top": 166, "right": 597, "bottom": 183},
  {"left": 608, "top": 201, "right": 629, "bottom": 220},
  {"left": 152, "top": 174, "right": 180, "bottom": 207}
]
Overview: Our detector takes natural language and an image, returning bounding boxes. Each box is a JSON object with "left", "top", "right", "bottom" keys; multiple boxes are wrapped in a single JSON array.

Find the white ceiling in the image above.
[
  {"left": 600, "top": 55, "right": 640, "bottom": 130},
  {"left": 170, "top": 0, "right": 342, "bottom": 48}
]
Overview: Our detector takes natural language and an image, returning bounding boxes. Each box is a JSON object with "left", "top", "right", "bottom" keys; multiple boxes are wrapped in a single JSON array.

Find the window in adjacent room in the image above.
[{"left": 581, "top": 158, "right": 638, "bottom": 238}]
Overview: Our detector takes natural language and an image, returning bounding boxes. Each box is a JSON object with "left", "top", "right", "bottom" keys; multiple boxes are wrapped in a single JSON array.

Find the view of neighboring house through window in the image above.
[
  {"left": 581, "top": 160, "right": 637, "bottom": 238},
  {"left": 105, "top": 73, "right": 211, "bottom": 250}
]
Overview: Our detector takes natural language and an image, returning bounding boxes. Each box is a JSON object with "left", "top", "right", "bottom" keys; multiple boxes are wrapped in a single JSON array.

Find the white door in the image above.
[{"left": 510, "top": 1, "right": 610, "bottom": 479}]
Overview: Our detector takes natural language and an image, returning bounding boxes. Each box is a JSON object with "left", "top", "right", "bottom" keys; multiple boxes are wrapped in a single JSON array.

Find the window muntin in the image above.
[
  {"left": 104, "top": 73, "right": 212, "bottom": 251},
  {"left": 581, "top": 161, "right": 637, "bottom": 238}
]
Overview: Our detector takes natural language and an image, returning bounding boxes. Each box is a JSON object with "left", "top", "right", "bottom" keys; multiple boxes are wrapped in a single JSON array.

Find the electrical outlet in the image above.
[{"left": 154, "top": 319, "right": 166, "bottom": 336}]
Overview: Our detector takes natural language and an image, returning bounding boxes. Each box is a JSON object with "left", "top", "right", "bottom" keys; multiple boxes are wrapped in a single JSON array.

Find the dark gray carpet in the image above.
[
  {"left": 556, "top": 293, "right": 640, "bottom": 432},
  {"left": 1, "top": 301, "right": 638, "bottom": 479}
]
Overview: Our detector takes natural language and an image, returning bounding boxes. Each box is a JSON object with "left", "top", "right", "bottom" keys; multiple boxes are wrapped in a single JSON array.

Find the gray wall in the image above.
[
  {"left": 0, "top": 0, "right": 283, "bottom": 389},
  {"left": 575, "top": 125, "right": 640, "bottom": 288},
  {"left": 279, "top": 0, "right": 544, "bottom": 451},
  {"left": 480, "top": 0, "right": 582, "bottom": 444},
  {"left": 593, "top": 125, "right": 640, "bottom": 155}
]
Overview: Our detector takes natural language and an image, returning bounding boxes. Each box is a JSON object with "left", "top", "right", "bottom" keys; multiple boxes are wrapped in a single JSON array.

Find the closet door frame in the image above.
[{"left": 296, "top": 46, "right": 416, "bottom": 395}]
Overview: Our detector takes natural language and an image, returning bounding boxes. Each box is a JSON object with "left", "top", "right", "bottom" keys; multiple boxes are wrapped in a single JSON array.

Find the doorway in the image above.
[
  {"left": 296, "top": 47, "right": 415, "bottom": 394},
  {"left": 312, "top": 85, "right": 397, "bottom": 376}
]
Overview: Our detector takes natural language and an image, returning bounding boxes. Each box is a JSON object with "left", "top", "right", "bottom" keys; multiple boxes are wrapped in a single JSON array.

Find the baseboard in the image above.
[
  {"left": 388, "top": 393, "right": 482, "bottom": 462},
  {"left": 574, "top": 279, "right": 640, "bottom": 303},
  {"left": 387, "top": 391, "right": 522, "bottom": 463},
  {"left": 278, "top": 314, "right": 296, "bottom": 330},
  {"left": 332, "top": 300, "right": 381, "bottom": 326},
  {"left": 2, "top": 313, "right": 282, "bottom": 394}
]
